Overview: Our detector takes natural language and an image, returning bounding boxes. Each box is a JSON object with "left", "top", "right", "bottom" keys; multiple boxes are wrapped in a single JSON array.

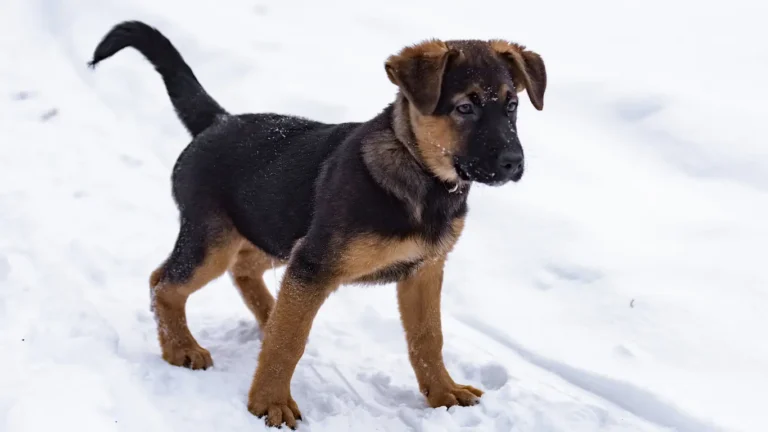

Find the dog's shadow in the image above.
[
  {"left": 197, "top": 318, "right": 430, "bottom": 411},
  {"left": 137, "top": 316, "right": 498, "bottom": 429}
]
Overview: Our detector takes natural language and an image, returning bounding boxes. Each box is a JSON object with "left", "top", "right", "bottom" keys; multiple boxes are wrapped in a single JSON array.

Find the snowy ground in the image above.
[{"left": 1, "top": 0, "right": 767, "bottom": 431}]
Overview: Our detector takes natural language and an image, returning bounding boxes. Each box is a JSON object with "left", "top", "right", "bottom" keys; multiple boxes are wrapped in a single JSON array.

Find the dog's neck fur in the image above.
[
  {"left": 390, "top": 94, "right": 467, "bottom": 193},
  {"left": 390, "top": 95, "right": 428, "bottom": 174},
  {"left": 360, "top": 94, "right": 469, "bottom": 224}
]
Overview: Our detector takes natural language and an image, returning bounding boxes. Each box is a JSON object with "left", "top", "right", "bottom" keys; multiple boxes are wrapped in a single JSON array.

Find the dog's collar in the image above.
[{"left": 445, "top": 179, "right": 469, "bottom": 194}]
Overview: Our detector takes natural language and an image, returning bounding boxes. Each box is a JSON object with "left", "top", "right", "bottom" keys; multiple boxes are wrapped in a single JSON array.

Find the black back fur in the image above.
[{"left": 88, "top": 21, "right": 469, "bottom": 277}]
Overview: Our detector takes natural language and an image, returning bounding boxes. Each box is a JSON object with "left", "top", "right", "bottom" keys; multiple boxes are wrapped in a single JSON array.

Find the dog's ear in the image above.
[
  {"left": 385, "top": 40, "right": 458, "bottom": 115},
  {"left": 489, "top": 40, "right": 547, "bottom": 111}
]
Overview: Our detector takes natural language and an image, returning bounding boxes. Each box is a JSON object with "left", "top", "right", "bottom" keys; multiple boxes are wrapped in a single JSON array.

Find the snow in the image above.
[{"left": 1, "top": 0, "right": 766, "bottom": 431}]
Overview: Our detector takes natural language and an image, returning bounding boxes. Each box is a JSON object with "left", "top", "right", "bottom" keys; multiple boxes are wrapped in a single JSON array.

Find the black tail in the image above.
[{"left": 89, "top": 21, "right": 227, "bottom": 136}]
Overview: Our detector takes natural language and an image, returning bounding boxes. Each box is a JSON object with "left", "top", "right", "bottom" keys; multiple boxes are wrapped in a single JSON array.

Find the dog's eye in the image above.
[
  {"left": 456, "top": 103, "right": 474, "bottom": 115},
  {"left": 506, "top": 100, "right": 518, "bottom": 114}
]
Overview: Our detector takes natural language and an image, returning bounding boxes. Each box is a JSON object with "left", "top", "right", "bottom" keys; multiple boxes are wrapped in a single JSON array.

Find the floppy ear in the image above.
[
  {"left": 489, "top": 40, "right": 547, "bottom": 110},
  {"left": 385, "top": 40, "right": 458, "bottom": 115}
]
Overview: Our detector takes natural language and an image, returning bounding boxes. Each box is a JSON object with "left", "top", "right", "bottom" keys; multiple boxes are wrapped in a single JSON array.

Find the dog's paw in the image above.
[
  {"left": 162, "top": 344, "right": 213, "bottom": 370},
  {"left": 427, "top": 383, "right": 484, "bottom": 408},
  {"left": 248, "top": 394, "right": 302, "bottom": 429}
]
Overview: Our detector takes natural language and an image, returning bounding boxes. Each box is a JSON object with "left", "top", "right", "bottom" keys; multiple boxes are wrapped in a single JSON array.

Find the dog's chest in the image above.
[
  {"left": 413, "top": 187, "right": 468, "bottom": 242},
  {"left": 341, "top": 213, "right": 465, "bottom": 285},
  {"left": 351, "top": 259, "right": 425, "bottom": 285}
]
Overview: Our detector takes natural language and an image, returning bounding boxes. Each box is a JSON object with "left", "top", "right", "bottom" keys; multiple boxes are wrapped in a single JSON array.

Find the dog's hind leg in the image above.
[
  {"left": 149, "top": 216, "right": 242, "bottom": 370},
  {"left": 228, "top": 241, "right": 285, "bottom": 328}
]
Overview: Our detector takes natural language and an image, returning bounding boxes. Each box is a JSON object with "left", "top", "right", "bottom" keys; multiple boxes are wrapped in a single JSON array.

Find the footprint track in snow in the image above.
[
  {"left": 453, "top": 314, "right": 724, "bottom": 432},
  {"left": 0, "top": 254, "right": 10, "bottom": 282}
]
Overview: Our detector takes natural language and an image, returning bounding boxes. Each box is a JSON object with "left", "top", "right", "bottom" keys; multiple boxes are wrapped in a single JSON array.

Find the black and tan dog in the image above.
[{"left": 89, "top": 21, "right": 546, "bottom": 429}]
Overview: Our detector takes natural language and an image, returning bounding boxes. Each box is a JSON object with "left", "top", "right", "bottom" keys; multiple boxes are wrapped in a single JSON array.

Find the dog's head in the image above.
[{"left": 386, "top": 39, "right": 546, "bottom": 186}]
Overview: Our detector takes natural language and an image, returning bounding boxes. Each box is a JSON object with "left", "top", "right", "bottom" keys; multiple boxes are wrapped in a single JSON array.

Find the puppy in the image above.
[{"left": 89, "top": 21, "right": 546, "bottom": 429}]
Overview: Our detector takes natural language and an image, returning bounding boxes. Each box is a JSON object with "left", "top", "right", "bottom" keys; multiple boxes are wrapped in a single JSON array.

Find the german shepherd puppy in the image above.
[{"left": 89, "top": 21, "right": 546, "bottom": 429}]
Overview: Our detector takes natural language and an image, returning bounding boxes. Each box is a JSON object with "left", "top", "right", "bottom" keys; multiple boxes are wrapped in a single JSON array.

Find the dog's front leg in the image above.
[
  {"left": 397, "top": 257, "right": 484, "bottom": 408},
  {"left": 247, "top": 255, "right": 335, "bottom": 429}
]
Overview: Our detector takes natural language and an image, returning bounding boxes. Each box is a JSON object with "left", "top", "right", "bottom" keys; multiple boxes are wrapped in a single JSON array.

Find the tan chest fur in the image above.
[{"left": 337, "top": 217, "right": 465, "bottom": 283}]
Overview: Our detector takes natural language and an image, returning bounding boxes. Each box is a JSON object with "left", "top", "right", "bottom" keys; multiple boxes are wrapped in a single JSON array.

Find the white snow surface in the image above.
[{"left": 1, "top": 0, "right": 767, "bottom": 431}]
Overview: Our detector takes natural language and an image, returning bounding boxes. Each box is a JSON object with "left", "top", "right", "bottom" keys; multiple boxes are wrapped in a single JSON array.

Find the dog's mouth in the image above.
[
  {"left": 454, "top": 157, "right": 521, "bottom": 186},
  {"left": 455, "top": 162, "right": 472, "bottom": 182}
]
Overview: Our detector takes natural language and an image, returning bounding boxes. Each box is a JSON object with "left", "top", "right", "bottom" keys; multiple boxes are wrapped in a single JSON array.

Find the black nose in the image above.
[{"left": 497, "top": 150, "right": 524, "bottom": 177}]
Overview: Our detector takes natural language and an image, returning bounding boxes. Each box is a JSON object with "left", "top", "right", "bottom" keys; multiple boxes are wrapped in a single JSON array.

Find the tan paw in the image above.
[
  {"left": 427, "top": 383, "right": 484, "bottom": 408},
  {"left": 248, "top": 393, "right": 302, "bottom": 429},
  {"left": 162, "top": 344, "right": 213, "bottom": 370}
]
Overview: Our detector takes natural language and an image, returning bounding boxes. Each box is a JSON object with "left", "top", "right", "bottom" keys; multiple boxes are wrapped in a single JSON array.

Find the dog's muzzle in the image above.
[{"left": 454, "top": 150, "right": 524, "bottom": 185}]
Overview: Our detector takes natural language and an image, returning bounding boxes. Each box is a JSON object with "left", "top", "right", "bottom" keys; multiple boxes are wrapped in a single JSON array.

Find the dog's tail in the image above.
[{"left": 88, "top": 20, "right": 227, "bottom": 137}]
